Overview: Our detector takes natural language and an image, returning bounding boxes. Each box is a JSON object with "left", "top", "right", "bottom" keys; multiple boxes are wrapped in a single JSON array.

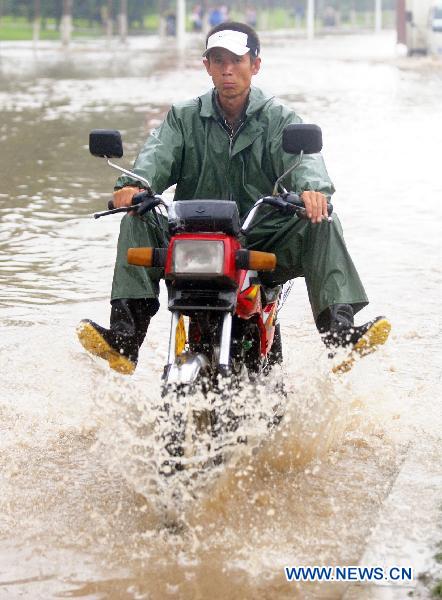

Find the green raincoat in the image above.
[{"left": 111, "top": 87, "right": 368, "bottom": 319}]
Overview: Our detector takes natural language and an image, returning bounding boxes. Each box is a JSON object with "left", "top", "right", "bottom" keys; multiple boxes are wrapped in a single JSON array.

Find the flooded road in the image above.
[{"left": 0, "top": 32, "right": 441, "bottom": 599}]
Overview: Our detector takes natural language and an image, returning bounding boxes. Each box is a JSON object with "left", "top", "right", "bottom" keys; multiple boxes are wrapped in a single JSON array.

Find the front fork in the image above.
[
  {"left": 218, "top": 312, "right": 232, "bottom": 376},
  {"left": 166, "top": 311, "right": 181, "bottom": 367},
  {"left": 164, "top": 311, "right": 233, "bottom": 382}
]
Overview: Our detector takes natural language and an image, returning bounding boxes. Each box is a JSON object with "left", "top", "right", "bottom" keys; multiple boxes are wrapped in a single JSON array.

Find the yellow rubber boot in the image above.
[
  {"left": 76, "top": 299, "right": 158, "bottom": 375},
  {"left": 77, "top": 320, "right": 136, "bottom": 375},
  {"left": 332, "top": 317, "right": 391, "bottom": 374}
]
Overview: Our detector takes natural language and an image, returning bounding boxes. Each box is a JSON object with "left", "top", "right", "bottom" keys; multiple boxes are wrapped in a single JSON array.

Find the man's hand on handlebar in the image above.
[
  {"left": 300, "top": 191, "right": 329, "bottom": 224},
  {"left": 113, "top": 186, "right": 142, "bottom": 209}
]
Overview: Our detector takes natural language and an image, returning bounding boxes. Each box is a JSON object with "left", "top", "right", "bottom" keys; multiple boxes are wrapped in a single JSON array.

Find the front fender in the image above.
[{"left": 163, "top": 352, "right": 210, "bottom": 386}]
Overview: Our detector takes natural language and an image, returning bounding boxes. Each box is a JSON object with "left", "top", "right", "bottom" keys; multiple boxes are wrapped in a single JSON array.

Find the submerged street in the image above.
[{"left": 0, "top": 31, "right": 441, "bottom": 599}]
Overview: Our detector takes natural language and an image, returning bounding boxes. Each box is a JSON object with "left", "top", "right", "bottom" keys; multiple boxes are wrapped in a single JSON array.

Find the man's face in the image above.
[{"left": 203, "top": 48, "right": 261, "bottom": 102}]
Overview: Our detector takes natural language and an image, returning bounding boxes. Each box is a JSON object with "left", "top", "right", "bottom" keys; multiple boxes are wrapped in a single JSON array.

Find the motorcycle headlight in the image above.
[{"left": 171, "top": 240, "right": 224, "bottom": 275}]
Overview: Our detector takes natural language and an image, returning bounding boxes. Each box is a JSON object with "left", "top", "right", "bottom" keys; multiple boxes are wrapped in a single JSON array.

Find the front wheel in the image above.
[{"left": 157, "top": 382, "right": 213, "bottom": 476}]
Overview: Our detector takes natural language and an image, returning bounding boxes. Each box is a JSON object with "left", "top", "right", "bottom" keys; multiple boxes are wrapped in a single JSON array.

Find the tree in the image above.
[
  {"left": 33, "top": 0, "right": 40, "bottom": 41},
  {"left": 61, "top": 0, "right": 73, "bottom": 46},
  {"left": 119, "top": 0, "right": 128, "bottom": 41}
]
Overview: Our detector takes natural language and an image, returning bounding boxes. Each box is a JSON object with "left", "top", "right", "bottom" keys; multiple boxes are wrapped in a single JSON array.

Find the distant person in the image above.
[
  {"left": 245, "top": 7, "right": 257, "bottom": 28},
  {"left": 294, "top": 6, "right": 305, "bottom": 28},
  {"left": 78, "top": 21, "right": 391, "bottom": 374},
  {"left": 191, "top": 4, "right": 203, "bottom": 32},
  {"left": 165, "top": 12, "right": 176, "bottom": 36},
  {"left": 220, "top": 5, "right": 230, "bottom": 22},
  {"left": 323, "top": 6, "right": 337, "bottom": 27},
  {"left": 209, "top": 7, "right": 223, "bottom": 27}
]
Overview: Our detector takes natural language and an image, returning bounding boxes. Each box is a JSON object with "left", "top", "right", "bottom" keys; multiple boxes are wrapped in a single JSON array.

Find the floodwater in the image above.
[{"left": 0, "top": 31, "right": 441, "bottom": 599}]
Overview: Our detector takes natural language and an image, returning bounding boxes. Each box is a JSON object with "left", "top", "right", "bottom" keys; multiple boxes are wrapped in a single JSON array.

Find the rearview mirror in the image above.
[
  {"left": 89, "top": 129, "right": 123, "bottom": 158},
  {"left": 282, "top": 124, "right": 323, "bottom": 155}
]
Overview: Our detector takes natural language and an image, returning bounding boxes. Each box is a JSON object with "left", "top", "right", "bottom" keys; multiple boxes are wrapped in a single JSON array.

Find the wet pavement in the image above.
[{"left": 0, "top": 31, "right": 441, "bottom": 599}]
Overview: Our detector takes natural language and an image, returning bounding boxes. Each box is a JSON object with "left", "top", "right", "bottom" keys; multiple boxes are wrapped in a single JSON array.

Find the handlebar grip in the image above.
[
  {"left": 285, "top": 193, "right": 333, "bottom": 218},
  {"left": 284, "top": 192, "right": 301, "bottom": 205},
  {"left": 107, "top": 191, "right": 149, "bottom": 212},
  {"left": 131, "top": 191, "right": 150, "bottom": 205}
]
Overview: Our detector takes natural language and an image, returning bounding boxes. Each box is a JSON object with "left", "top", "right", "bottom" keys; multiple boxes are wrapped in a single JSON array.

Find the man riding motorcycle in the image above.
[{"left": 77, "top": 22, "right": 391, "bottom": 375}]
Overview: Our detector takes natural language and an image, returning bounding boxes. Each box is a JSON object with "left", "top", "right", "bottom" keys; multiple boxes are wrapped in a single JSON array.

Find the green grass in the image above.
[
  {"left": 0, "top": 15, "right": 106, "bottom": 41},
  {"left": 432, "top": 581, "right": 442, "bottom": 598},
  {"left": 144, "top": 14, "right": 160, "bottom": 32},
  {"left": 0, "top": 9, "right": 396, "bottom": 41},
  {"left": 0, "top": 16, "right": 58, "bottom": 40}
]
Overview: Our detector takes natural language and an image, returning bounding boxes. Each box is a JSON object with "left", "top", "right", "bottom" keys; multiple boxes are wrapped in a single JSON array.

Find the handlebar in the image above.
[
  {"left": 241, "top": 193, "right": 333, "bottom": 234},
  {"left": 94, "top": 190, "right": 333, "bottom": 229},
  {"left": 94, "top": 190, "right": 166, "bottom": 219},
  {"left": 264, "top": 193, "right": 333, "bottom": 217}
]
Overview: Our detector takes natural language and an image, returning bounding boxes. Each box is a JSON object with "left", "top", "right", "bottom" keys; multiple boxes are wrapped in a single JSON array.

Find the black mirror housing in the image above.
[
  {"left": 89, "top": 129, "right": 123, "bottom": 158},
  {"left": 282, "top": 124, "right": 323, "bottom": 155}
]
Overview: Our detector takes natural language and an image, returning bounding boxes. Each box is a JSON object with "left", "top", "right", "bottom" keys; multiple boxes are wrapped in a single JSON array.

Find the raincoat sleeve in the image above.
[
  {"left": 114, "top": 106, "right": 184, "bottom": 194},
  {"left": 269, "top": 109, "right": 335, "bottom": 201}
]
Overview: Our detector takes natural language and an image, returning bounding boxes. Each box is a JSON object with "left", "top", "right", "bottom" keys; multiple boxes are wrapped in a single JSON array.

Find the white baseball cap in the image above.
[{"left": 203, "top": 29, "right": 258, "bottom": 57}]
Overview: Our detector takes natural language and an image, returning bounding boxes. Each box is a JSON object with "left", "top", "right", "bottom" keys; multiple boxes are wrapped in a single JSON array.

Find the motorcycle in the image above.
[{"left": 88, "top": 123, "right": 332, "bottom": 475}]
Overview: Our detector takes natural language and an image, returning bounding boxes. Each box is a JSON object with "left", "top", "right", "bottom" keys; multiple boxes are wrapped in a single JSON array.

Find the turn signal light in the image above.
[
  {"left": 127, "top": 247, "right": 154, "bottom": 267},
  {"left": 249, "top": 250, "right": 277, "bottom": 271},
  {"left": 127, "top": 247, "right": 167, "bottom": 267},
  {"left": 236, "top": 249, "right": 276, "bottom": 271}
]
